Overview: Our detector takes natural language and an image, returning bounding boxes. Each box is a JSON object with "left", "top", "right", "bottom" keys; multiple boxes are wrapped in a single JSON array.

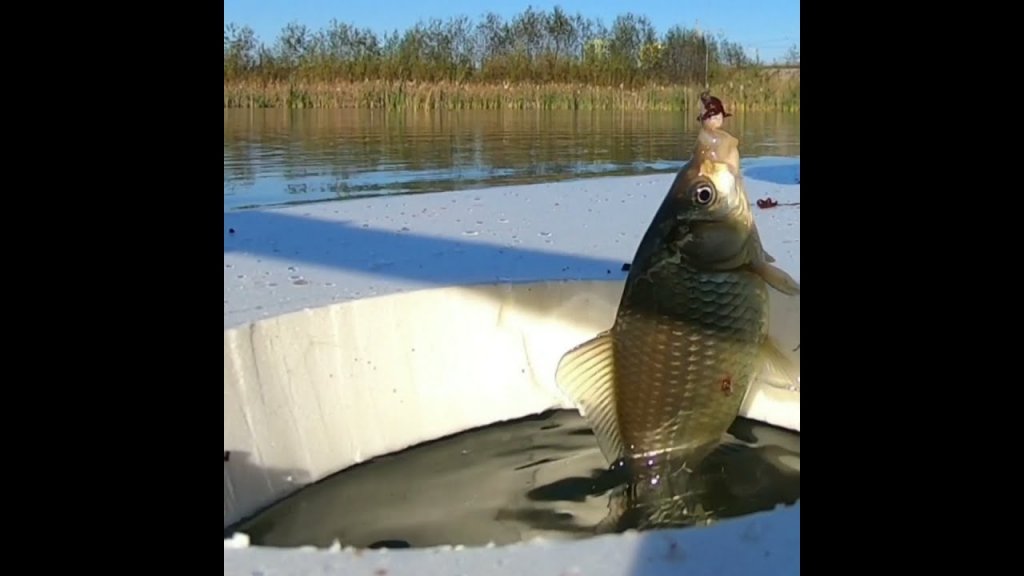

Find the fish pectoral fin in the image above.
[
  {"left": 751, "top": 260, "right": 800, "bottom": 296},
  {"left": 555, "top": 330, "right": 625, "bottom": 463},
  {"left": 756, "top": 336, "right": 801, "bottom": 391}
]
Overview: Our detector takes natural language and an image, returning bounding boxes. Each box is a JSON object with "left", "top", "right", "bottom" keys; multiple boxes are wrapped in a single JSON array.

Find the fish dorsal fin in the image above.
[
  {"left": 555, "top": 330, "right": 625, "bottom": 463},
  {"left": 756, "top": 336, "right": 801, "bottom": 391}
]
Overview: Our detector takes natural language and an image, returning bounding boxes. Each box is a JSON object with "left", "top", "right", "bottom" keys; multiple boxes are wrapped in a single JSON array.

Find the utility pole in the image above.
[{"left": 696, "top": 19, "right": 708, "bottom": 90}]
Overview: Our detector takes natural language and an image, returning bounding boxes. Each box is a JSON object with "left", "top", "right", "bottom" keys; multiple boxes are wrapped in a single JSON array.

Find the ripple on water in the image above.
[{"left": 223, "top": 110, "right": 800, "bottom": 211}]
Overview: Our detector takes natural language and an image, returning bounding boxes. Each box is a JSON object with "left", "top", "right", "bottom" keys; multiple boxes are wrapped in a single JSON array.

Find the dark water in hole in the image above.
[{"left": 229, "top": 410, "right": 799, "bottom": 549}]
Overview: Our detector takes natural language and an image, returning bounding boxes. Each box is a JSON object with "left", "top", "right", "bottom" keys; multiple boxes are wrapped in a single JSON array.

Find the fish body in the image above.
[{"left": 555, "top": 124, "right": 800, "bottom": 530}]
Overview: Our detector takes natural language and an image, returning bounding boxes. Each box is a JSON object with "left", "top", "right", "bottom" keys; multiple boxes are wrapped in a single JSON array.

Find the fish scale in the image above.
[{"left": 619, "top": 265, "right": 765, "bottom": 453}]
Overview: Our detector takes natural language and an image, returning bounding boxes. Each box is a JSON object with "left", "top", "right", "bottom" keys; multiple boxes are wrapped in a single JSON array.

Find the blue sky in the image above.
[{"left": 224, "top": 0, "right": 799, "bottom": 63}]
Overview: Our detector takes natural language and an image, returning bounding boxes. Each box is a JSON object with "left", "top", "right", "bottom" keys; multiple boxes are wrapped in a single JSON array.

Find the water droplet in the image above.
[
  {"left": 290, "top": 275, "right": 301, "bottom": 280},
  {"left": 498, "top": 217, "right": 509, "bottom": 223},
  {"left": 325, "top": 281, "right": 335, "bottom": 287},
  {"left": 538, "top": 231, "right": 552, "bottom": 237},
  {"left": 287, "top": 266, "right": 297, "bottom": 272},
  {"left": 225, "top": 264, "right": 233, "bottom": 269},
  {"left": 293, "top": 279, "right": 309, "bottom": 286},
  {"left": 236, "top": 274, "right": 245, "bottom": 279},
  {"left": 462, "top": 230, "right": 479, "bottom": 236}
]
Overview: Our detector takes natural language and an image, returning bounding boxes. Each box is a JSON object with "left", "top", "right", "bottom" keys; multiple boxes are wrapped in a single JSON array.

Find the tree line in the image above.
[{"left": 224, "top": 6, "right": 799, "bottom": 88}]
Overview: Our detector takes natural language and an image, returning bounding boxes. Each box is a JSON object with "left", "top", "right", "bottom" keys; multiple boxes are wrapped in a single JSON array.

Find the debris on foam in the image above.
[{"left": 224, "top": 532, "right": 250, "bottom": 549}]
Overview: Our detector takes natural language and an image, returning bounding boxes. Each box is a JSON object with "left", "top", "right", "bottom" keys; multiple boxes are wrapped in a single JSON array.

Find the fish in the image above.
[{"left": 554, "top": 122, "right": 800, "bottom": 531}]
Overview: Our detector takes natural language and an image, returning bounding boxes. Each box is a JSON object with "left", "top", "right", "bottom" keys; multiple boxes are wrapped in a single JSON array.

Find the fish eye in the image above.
[{"left": 693, "top": 184, "right": 715, "bottom": 205}]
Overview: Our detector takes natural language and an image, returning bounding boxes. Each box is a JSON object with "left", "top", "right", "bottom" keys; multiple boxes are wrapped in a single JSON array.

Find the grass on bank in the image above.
[{"left": 224, "top": 73, "right": 799, "bottom": 112}]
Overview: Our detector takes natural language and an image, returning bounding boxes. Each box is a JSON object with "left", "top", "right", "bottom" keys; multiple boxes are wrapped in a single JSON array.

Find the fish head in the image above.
[{"left": 659, "top": 127, "right": 758, "bottom": 270}]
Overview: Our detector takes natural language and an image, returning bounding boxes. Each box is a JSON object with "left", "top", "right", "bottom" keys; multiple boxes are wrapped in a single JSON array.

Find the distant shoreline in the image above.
[
  {"left": 223, "top": 75, "right": 799, "bottom": 111},
  {"left": 226, "top": 9, "right": 798, "bottom": 111}
]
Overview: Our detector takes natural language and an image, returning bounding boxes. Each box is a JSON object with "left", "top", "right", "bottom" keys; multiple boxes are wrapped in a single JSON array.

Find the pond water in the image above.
[{"left": 224, "top": 109, "right": 800, "bottom": 211}]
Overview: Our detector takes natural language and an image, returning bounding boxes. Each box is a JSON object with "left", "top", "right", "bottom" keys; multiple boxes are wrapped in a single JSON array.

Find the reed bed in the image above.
[{"left": 224, "top": 75, "right": 799, "bottom": 112}]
